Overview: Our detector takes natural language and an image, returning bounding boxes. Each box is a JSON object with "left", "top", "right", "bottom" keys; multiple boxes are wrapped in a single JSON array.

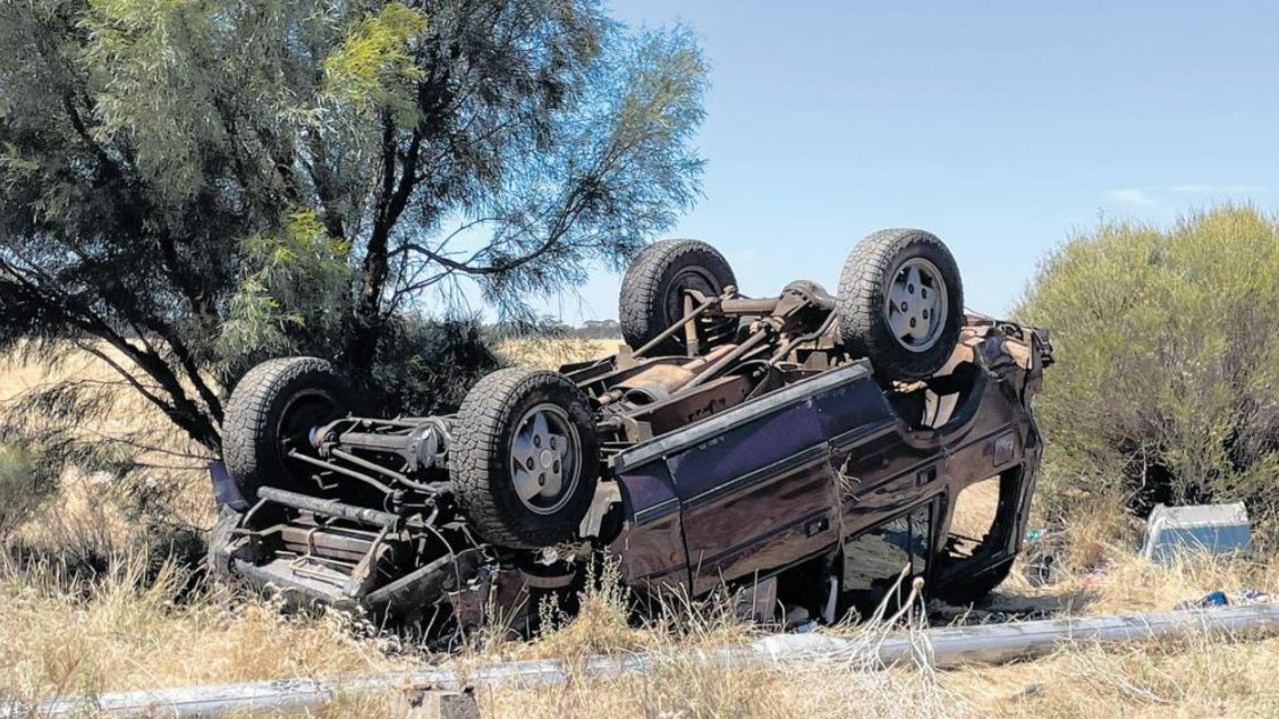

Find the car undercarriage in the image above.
[{"left": 208, "top": 229, "right": 1052, "bottom": 639}]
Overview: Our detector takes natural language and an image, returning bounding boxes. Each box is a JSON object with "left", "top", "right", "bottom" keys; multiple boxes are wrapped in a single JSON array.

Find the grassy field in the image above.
[{"left": 2, "top": 341, "right": 1277, "bottom": 717}]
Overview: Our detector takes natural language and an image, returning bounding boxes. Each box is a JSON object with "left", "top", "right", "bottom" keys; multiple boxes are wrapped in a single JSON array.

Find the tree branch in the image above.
[
  {"left": 394, "top": 180, "right": 592, "bottom": 279},
  {"left": 72, "top": 340, "right": 177, "bottom": 418}
]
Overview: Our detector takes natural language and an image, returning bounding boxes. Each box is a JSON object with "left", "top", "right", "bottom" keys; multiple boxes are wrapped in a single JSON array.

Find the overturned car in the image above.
[{"left": 208, "top": 229, "right": 1052, "bottom": 635}]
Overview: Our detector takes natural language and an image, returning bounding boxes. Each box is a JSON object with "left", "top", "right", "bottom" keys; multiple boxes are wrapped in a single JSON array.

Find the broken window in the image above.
[
  {"left": 946, "top": 475, "right": 1001, "bottom": 559},
  {"left": 841, "top": 503, "right": 932, "bottom": 618}
]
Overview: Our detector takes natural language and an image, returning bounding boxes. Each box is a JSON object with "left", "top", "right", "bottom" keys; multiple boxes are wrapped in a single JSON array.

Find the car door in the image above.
[
  {"left": 657, "top": 360, "right": 897, "bottom": 595},
  {"left": 840, "top": 500, "right": 935, "bottom": 619}
]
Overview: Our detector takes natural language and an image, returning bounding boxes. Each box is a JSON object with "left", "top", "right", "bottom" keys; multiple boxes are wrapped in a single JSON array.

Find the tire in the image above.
[
  {"left": 619, "top": 239, "right": 737, "bottom": 356},
  {"left": 222, "top": 357, "right": 355, "bottom": 500},
  {"left": 451, "top": 367, "right": 600, "bottom": 548},
  {"left": 836, "top": 229, "right": 964, "bottom": 382}
]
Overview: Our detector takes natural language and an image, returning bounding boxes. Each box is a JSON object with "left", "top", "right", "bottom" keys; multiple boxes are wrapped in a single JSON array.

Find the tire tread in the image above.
[
  {"left": 222, "top": 357, "right": 347, "bottom": 499},
  {"left": 836, "top": 229, "right": 964, "bottom": 381},
  {"left": 619, "top": 239, "right": 736, "bottom": 354},
  {"left": 452, "top": 367, "right": 599, "bottom": 548}
]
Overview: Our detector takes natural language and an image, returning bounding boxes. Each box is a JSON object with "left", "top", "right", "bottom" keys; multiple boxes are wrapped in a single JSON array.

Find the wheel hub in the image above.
[
  {"left": 885, "top": 257, "right": 949, "bottom": 353},
  {"left": 509, "top": 403, "right": 580, "bottom": 515},
  {"left": 664, "top": 268, "right": 719, "bottom": 324}
]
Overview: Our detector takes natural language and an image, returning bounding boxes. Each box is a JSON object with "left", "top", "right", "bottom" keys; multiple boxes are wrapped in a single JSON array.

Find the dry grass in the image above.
[
  {"left": 473, "top": 654, "right": 954, "bottom": 719},
  {"left": 1, "top": 343, "right": 214, "bottom": 564},
  {"left": 497, "top": 336, "right": 621, "bottom": 370},
  {"left": 0, "top": 555, "right": 410, "bottom": 712},
  {"left": 4, "top": 341, "right": 1279, "bottom": 717},
  {"left": 0, "top": 342, "right": 206, "bottom": 448},
  {"left": 953, "top": 635, "right": 1279, "bottom": 717},
  {"left": 3, "top": 517, "right": 1276, "bottom": 718}
]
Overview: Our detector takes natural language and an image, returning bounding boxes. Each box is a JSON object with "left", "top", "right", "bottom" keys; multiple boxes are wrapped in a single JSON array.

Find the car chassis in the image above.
[{"left": 209, "top": 231, "right": 1052, "bottom": 638}]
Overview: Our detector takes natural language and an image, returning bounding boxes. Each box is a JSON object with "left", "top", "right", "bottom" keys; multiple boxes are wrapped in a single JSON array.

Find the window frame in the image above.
[{"left": 839, "top": 498, "right": 938, "bottom": 616}]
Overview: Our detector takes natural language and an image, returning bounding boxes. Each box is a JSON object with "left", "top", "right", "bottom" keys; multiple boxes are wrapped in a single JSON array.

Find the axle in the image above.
[{"left": 288, "top": 416, "right": 455, "bottom": 502}]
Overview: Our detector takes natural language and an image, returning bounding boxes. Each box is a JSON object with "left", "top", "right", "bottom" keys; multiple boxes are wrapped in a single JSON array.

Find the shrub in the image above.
[
  {"left": 1016, "top": 205, "right": 1279, "bottom": 525},
  {"left": 367, "top": 316, "right": 505, "bottom": 416},
  {"left": 0, "top": 445, "right": 54, "bottom": 540}
]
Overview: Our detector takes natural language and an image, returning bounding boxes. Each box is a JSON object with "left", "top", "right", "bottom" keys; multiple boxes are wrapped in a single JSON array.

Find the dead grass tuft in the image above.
[
  {"left": 952, "top": 630, "right": 1279, "bottom": 717},
  {"left": 0, "top": 552, "right": 409, "bottom": 711}
]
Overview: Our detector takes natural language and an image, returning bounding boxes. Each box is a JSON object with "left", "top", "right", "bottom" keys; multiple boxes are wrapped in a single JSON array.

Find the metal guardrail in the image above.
[{"left": 9, "top": 602, "right": 1279, "bottom": 718}]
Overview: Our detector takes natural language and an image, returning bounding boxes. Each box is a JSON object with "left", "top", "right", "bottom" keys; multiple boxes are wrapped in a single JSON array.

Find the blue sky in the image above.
[{"left": 536, "top": 1, "right": 1276, "bottom": 322}]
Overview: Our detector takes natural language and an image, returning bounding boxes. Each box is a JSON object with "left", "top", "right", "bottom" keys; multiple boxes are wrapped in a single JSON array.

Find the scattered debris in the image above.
[
  {"left": 1176, "top": 590, "right": 1229, "bottom": 610},
  {"left": 1080, "top": 560, "right": 1115, "bottom": 586},
  {"left": 1236, "top": 589, "right": 1272, "bottom": 604},
  {"left": 1175, "top": 589, "right": 1272, "bottom": 611},
  {"left": 393, "top": 688, "right": 480, "bottom": 719},
  {"left": 929, "top": 601, "right": 1053, "bottom": 626},
  {"left": 1022, "top": 529, "right": 1064, "bottom": 588},
  {"left": 1010, "top": 682, "right": 1045, "bottom": 701}
]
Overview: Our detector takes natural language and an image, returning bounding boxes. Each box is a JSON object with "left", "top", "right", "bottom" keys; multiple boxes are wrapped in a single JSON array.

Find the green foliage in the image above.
[
  {"left": 1016, "top": 205, "right": 1279, "bottom": 522},
  {"left": 323, "top": 3, "right": 427, "bottom": 123},
  {"left": 220, "top": 210, "right": 354, "bottom": 370},
  {"left": 81, "top": 0, "right": 219, "bottom": 201},
  {"left": 370, "top": 316, "right": 505, "bottom": 417}
]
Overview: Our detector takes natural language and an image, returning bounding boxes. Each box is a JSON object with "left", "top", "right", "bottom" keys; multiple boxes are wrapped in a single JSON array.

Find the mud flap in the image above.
[{"left": 210, "top": 460, "right": 248, "bottom": 512}]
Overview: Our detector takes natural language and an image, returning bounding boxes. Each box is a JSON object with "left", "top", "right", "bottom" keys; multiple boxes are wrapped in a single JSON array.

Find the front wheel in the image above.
[
  {"left": 836, "top": 229, "right": 965, "bottom": 382},
  {"left": 451, "top": 368, "right": 601, "bottom": 549}
]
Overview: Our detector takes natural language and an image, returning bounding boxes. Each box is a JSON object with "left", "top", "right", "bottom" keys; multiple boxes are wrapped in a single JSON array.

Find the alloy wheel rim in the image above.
[
  {"left": 883, "top": 257, "right": 949, "bottom": 353},
  {"left": 508, "top": 403, "right": 581, "bottom": 515}
]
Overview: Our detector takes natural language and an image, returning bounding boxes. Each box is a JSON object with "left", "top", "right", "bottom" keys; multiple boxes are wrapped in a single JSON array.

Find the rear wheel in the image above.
[
  {"left": 619, "top": 239, "right": 737, "bottom": 356},
  {"left": 222, "top": 357, "right": 354, "bottom": 500},
  {"left": 451, "top": 368, "right": 600, "bottom": 548},
  {"left": 837, "top": 229, "right": 964, "bottom": 382}
]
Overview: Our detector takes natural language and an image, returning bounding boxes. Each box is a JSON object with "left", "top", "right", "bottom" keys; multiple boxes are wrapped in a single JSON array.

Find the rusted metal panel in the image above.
[{"left": 607, "top": 514, "right": 690, "bottom": 592}]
